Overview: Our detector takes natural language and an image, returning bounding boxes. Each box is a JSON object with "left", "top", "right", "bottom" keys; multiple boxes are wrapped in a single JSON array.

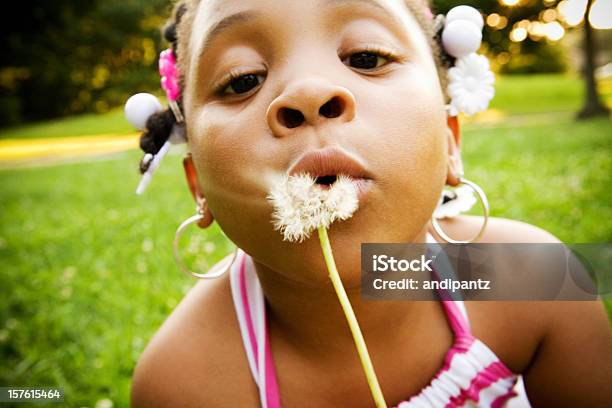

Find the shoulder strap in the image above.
[
  {"left": 229, "top": 250, "right": 259, "bottom": 383},
  {"left": 229, "top": 250, "right": 281, "bottom": 408},
  {"left": 426, "top": 233, "right": 472, "bottom": 337},
  {"left": 441, "top": 299, "right": 472, "bottom": 337}
]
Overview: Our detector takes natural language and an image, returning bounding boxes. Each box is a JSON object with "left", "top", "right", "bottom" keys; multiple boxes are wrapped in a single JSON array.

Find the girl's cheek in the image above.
[
  {"left": 356, "top": 68, "right": 447, "bottom": 230},
  {"left": 360, "top": 69, "right": 446, "bottom": 181},
  {"left": 188, "top": 104, "right": 280, "bottom": 201},
  {"left": 190, "top": 115, "right": 247, "bottom": 190}
]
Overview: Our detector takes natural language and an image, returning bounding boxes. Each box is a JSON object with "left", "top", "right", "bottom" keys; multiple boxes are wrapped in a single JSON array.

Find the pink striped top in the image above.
[{"left": 229, "top": 238, "right": 530, "bottom": 407}]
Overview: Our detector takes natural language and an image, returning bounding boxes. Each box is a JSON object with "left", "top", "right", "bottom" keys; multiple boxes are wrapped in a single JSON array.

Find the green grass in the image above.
[
  {"left": 0, "top": 150, "right": 235, "bottom": 407},
  {"left": 0, "top": 75, "right": 611, "bottom": 407},
  {"left": 489, "top": 73, "right": 586, "bottom": 115},
  {"left": 462, "top": 117, "right": 611, "bottom": 242}
]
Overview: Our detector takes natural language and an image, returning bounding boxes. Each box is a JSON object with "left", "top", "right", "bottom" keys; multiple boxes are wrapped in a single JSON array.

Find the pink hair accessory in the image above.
[
  {"left": 159, "top": 48, "right": 184, "bottom": 122},
  {"left": 159, "top": 49, "right": 179, "bottom": 101}
]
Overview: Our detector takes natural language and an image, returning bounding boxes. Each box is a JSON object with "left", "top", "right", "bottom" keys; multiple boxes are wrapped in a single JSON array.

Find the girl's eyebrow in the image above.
[
  {"left": 195, "top": 0, "right": 397, "bottom": 62},
  {"left": 196, "top": 10, "right": 262, "bottom": 61},
  {"left": 327, "top": 0, "right": 387, "bottom": 12}
]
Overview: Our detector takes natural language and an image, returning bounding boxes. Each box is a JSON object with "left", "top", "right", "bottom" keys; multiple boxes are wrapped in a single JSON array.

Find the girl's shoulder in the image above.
[
  {"left": 442, "top": 216, "right": 611, "bottom": 392},
  {"left": 131, "top": 266, "right": 259, "bottom": 407},
  {"left": 434, "top": 214, "right": 562, "bottom": 244},
  {"left": 434, "top": 215, "right": 561, "bottom": 374}
]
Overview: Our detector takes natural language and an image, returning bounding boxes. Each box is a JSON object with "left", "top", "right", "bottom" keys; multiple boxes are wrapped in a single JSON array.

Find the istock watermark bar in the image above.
[{"left": 361, "top": 243, "right": 611, "bottom": 301}]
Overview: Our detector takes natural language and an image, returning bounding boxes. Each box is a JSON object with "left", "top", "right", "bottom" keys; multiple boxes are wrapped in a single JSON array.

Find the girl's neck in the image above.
[{"left": 253, "top": 226, "right": 435, "bottom": 361}]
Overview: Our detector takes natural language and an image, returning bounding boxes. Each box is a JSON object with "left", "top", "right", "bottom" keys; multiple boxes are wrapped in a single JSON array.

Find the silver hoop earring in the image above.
[
  {"left": 431, "top": 177, "right": 489, "bottom": 244},
  {"left": 173, "top": 208, "right": 238, "bottom": 279}
]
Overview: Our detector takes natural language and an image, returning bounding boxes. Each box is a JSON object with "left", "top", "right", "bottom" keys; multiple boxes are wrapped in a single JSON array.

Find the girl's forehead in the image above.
[
  {"left": 200, "top": 0, "right": 405, "bottom": 17},
  {"left": 189, "top": 0, "right": 425, "bottom": 60}
]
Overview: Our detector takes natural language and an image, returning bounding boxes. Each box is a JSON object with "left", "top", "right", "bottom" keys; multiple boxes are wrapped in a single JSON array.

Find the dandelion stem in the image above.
[{"left": 317, "top": 225, "right": 387, "bottom": 408}]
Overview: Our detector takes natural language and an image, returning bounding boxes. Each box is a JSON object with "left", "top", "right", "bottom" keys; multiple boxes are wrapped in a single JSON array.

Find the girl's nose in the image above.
[{"left": 266, "top": 78, "right": 356, "bottom": 138}]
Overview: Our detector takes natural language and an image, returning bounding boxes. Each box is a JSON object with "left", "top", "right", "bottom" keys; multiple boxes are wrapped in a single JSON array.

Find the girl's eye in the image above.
[
  {"left": 345, "top": 50, "right": 394, "bottom": 70},
  {"left": 222, "top": 73, "right": 265, "bottom": 95}
]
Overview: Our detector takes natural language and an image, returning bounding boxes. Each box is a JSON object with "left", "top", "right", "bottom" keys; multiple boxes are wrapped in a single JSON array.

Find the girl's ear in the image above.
[
  {"left": 183, "top": 153, "right": 215, "bottom": 228},
  {"left": 446, "top": 116, "right": 464, "bottom": 187}
]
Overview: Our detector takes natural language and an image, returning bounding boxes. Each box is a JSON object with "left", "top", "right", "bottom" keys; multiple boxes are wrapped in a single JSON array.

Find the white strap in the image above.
[
  {"left": 455, "top": 301, "right": 471, "bottom": 330},
  {"left": 229, "top": 252, "right": 269, "bottom": 408},
  {"left": 426, "top": 232, "right": 471, "bottom": 329},
  {"left": 229, "top": 250, "right": 260, "bottom": 385}
]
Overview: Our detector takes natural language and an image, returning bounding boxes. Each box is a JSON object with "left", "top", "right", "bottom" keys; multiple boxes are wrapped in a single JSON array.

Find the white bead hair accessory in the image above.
[
  {"left": 124, "top": 93, "right": 162, "bottom": 130},
  {"left": 447, "top": 53, "right": 495, "bottom": 116},
  {"left": 445, "top": 5, "right": 484, "bottom": 30},
  {"left": 440, "top": 5, "right": 495, "bottom": 116},
  {"left": 442, "top": 20, "right": 482, "bottom": 59}
]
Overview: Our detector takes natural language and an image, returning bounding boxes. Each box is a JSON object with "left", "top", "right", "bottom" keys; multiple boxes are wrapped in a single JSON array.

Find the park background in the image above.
[{"left": 1, "top": 0, "right": 611, "bottom": 406}]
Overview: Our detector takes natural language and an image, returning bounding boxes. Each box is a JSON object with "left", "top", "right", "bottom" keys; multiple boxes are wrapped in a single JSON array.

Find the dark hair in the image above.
[{"left": 138, "top": 0, "right": 452, "bottom": 172}]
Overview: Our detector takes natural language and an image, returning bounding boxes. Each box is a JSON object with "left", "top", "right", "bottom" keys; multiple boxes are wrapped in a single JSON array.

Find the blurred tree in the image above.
[
  {"left": 0, "top": 0, "right": 172, "bottom": 126},
  {"left": 577, "top": 0, "right": 609, "bottom": 118}
]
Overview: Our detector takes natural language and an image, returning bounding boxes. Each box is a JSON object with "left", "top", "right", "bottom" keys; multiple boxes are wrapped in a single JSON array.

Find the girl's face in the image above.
[{"left": 182, "top": 0, "right": 449, "bottom": 285}]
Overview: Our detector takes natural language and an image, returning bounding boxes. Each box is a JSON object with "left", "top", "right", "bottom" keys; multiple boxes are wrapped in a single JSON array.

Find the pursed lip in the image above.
[
  {"left": 287, "top": 147, "right": 374, "bottom": 199},
  {"left": 288, "top": 146, "right": 373, "bottom": 181}
]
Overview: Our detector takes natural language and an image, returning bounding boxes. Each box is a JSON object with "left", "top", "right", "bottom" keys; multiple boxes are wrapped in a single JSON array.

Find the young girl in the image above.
[{"left": 130, "top": 0, "right": 612, "bottom": 406}]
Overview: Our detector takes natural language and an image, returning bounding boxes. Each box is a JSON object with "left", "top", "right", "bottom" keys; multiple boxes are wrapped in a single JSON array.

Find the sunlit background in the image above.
[{"left": 0, "top": 0, "right": 610, "bottom": 123}]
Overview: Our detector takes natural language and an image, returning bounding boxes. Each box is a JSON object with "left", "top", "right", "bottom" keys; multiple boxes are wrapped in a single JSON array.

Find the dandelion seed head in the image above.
[
  {"left": 324, "top": 175, "right": 359, "bottom": 221},
  {"left": 267, "top": 173, "right": 359, "bottom": 242}
]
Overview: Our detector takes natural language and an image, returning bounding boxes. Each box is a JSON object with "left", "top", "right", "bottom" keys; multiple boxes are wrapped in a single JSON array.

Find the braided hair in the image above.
[{"left": 138, "top": 0, "right": 453, "bottom": 173}]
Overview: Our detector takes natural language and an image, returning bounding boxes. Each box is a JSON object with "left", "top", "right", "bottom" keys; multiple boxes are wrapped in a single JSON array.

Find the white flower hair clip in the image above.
[{"left": 439, "top": 5, "right": 495, "bottom": 117}]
